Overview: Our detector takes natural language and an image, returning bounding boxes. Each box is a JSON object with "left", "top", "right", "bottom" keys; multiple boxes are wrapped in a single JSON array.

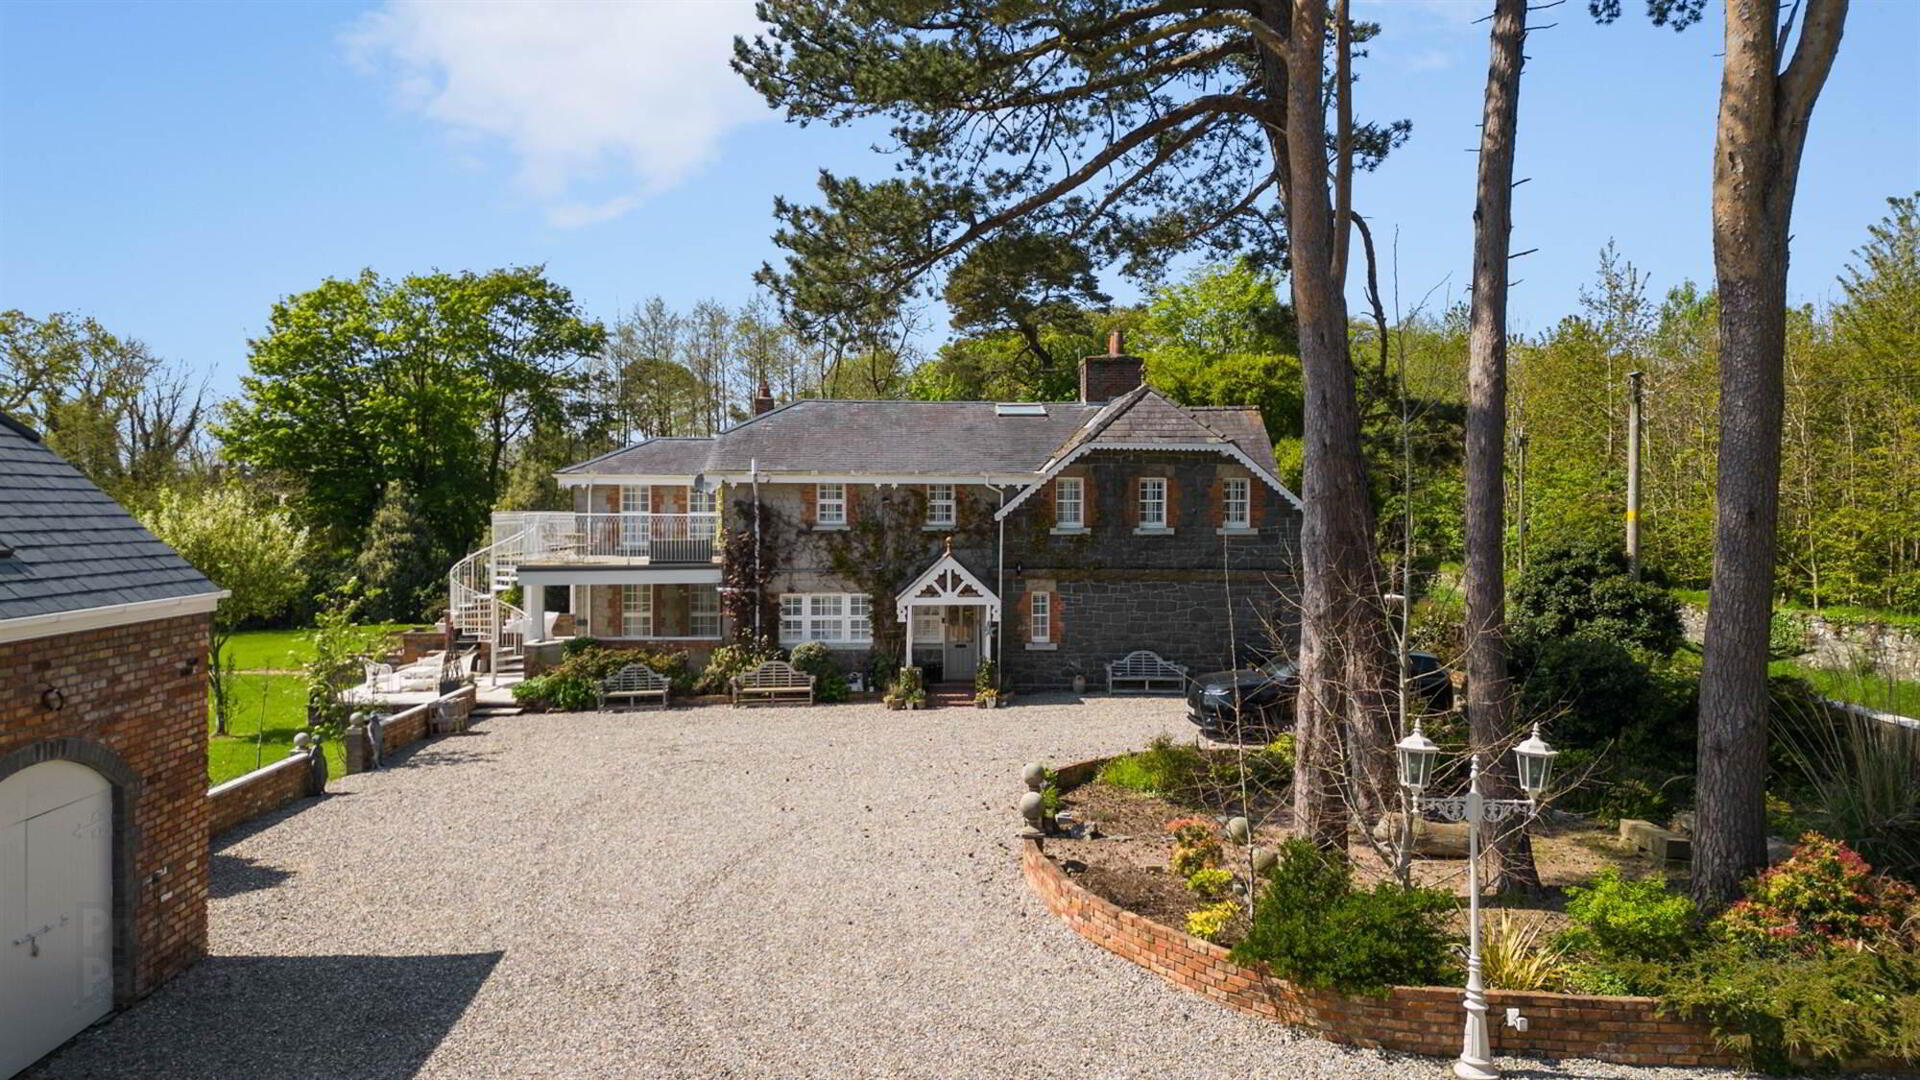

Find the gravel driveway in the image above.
[{"left": 30, "top": 697, "right": 1753, "bottom": 1080}]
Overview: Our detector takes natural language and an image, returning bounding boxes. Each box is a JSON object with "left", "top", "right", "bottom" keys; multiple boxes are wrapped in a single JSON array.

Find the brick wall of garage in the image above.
[{"left": 0, "top": 612, "right": 213, "bottom": 1002}]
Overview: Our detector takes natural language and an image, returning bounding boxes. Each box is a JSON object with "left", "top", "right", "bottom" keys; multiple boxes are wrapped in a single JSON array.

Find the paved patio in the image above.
[{"left": 29, "top": 698, "right": 1748, "bottom": 1080}]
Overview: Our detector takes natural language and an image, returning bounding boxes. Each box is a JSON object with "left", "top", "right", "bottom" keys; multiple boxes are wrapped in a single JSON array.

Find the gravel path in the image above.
[{"left": 31, "top": 697, "right": 1757, "bottom": 1080}]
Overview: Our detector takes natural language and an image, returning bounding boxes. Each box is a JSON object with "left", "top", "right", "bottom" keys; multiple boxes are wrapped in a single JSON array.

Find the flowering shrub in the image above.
[
  {"left": 1717, "top": 833, "right": 1918, "bottom": 955},
  {"left": 1187, "top": 900, "right": 1239, "bottom": 943},
  {"left": 1166, "top": 817, "right": 1224, "bottom": 878}
]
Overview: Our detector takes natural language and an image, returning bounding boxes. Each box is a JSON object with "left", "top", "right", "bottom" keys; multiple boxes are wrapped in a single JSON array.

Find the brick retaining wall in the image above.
[
  {"left": 1022, "top": 839, "right": 1738, "bottom": 1069},
  {"left": 206, "top": 754, "right": 316, "bottom": 837}
]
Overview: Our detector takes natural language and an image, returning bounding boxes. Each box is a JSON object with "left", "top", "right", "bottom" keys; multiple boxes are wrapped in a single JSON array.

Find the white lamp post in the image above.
[{"left": 1395, "top": 722, "right": 1556, "bottom": 1080}]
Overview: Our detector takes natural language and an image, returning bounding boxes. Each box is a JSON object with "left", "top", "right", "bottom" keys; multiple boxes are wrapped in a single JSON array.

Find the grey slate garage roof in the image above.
[{"left": 0, "top": 412, "right": 221, "bottom": 622}]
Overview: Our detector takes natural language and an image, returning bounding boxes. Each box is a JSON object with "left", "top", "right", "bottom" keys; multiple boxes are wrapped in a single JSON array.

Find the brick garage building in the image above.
[{"left": 0, "top": 412, "right": 225, "bottom": 1077}]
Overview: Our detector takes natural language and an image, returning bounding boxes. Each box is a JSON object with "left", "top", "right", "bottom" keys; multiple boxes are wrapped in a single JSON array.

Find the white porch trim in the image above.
[
  {"left": 514, "top": 566, "right": 722, "bottom": 587},
  {"left": 992, "top": 441, "right": 1303, "bottom": 520},
  {"left": 893, "top": 552, "right": 1000, "bottom": 624}
]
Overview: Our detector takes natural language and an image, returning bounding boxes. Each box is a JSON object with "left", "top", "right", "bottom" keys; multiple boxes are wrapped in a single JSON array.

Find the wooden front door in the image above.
[{"left": 942, "top": 605, "right": 979, "bottom": 681}]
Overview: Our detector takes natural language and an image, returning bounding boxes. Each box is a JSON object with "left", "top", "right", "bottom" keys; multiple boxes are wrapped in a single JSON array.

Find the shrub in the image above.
[
  {"left": 1482, "top": 911, "right": 1569, "bottom": 992},
  {"left": 1167, "top": 817, "right": 1224, "bottom": 878},
  {"left": 885, "top": 665, "right": 925, "bottom": 706},
  {"left": 1187, "top": 867, "right": 1236, "bottom": 901},
  {"left": 699, "top": 638, "right": 781, "bottom": 695},
  {"left": 1511, "top": 540, "right": 1684, "bottom": 656},
  {"left": 1559, "top": 868, "right": 1700, "bottom": 963},
  {"left": 1657, "top": 940, "right": 1920, "bottom": 1072},
  {"left": 562, "top": 636, "right": 601, "bottom": 658},
  {"left": 1406, "top": 587, "right": 1466, "bottom": 661},
  {"left": 788, "top": 641, "right": 850, "bottom": 702},
  {"left": 513, "top": 645, "right": 694, "bottom": 710},
  {"left": 1098, "top": 734, "right": 1209, "bottom": 800},
  {"left": 1718, "top": 834, "right": 1919, "bottom": 955},
  {"left": 1187, "top": 900, "right": 1240, "bottom": 943},
  {"left": 1769, "top": 610, "right": 1812, "bottom": 660},
  {"left": 1773, "top": 700, "right": 1920, "bottom": 884},
  {"left": 1232, "top": 839, "right": 1459, "bottom": 996}
]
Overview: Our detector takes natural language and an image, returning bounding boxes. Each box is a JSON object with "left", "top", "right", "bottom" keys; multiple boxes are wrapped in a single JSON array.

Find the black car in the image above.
[{"left": 1186, "top": 651, "right": 1454, "bottom": 741}]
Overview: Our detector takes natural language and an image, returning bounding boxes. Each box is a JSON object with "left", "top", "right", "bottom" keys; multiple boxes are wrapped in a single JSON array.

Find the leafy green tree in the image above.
[
  {"left": 1138, "top": 262, "right": 1302, "bottom": 441},
  {"left": 353, "top": 481, "right": 447, "bottom": 623},
  {"left": 218, "top": 267, "right": 603, "bottom": 569},
  {"left": 1, "top": 310, "right": 206, "bottom": 497},
  {"left": 1511, "top": 540, "right": 1684, "bottom": 656},
  {"left": 141, "top": 481, "right": 309, "bottom": 734}
]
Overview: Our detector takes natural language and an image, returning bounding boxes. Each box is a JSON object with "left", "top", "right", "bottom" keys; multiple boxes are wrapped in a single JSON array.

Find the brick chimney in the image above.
[
  {"left": 1079, "top": 330, "right": 1144, "bottom": 403},
  {"left": 752, "top": 380, "right": 776, "bottom": 416}
]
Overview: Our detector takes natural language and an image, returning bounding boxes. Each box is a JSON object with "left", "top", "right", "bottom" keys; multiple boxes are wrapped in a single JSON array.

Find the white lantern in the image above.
[
  {"left": 1395, "top": 723, "right": 1440, "bottom": 792},
  {"left": 1513, "top": 724, "right": 1558, "bottom": 800}
]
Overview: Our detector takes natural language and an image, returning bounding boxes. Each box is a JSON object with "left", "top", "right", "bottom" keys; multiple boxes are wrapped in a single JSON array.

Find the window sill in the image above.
[
  {"left": 809, "top": 523, "right": 849, "bottom": 532},
  {"left": 1216, "top": 526, "right": 1258, "bottom": 537},
  {"left": 1024, "top": 641, "right": 1058, "bottom": 651},
  {"left": 1049, "top": 525, "right": 1088, "bottom": 536},
  {"left": 922, "top": 523, "right": 957, "bottom": 532},
  {"left": 1133, "top": 526, "right": 1174, "bottom": 536}
]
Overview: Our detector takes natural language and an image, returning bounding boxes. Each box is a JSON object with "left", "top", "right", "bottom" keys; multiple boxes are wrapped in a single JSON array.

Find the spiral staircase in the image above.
[{"left": 448, "top": 523, "right": 529, "bottom": 681}]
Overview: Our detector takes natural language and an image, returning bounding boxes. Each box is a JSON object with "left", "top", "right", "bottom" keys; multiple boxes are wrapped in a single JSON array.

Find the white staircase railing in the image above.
[{"left": 449, "top": 525, "right": 528, "bottom": 681}]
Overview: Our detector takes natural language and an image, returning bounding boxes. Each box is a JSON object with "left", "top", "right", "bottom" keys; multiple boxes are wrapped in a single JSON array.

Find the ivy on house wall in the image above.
[
  {"left": 722, "top": 495, "right": 790, "bottom": 646},
  {"left": 822, "top": 486, "right": 993, "bottom": 669}
]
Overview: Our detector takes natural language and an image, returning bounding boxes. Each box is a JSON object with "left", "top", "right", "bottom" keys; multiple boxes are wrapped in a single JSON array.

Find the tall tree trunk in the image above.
[
  {"left": 1285, "top": 0, "right": 1397, "bottom": 850},
  {"left": 1464, "top": 0, "right": 1540, "bottom": 893},
  {"left": 1694, "top": 0, "right": 1846, "bottom": 908}
]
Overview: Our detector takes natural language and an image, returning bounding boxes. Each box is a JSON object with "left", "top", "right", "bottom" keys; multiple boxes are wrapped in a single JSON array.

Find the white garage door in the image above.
[{"left": 1, "top": 761, "right": 113, "bottom": 1079}]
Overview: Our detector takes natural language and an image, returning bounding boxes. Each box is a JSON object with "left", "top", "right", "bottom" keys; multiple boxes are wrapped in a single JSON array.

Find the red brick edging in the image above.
[{"left": 1022, "top": 825, "right": 1737, "bottom": 1069}]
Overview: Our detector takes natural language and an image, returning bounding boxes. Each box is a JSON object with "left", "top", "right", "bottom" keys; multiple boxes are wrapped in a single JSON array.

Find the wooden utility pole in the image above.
[
  {"left": 1463, "top": 0, "right": 1538, "bottom": 891},
  {"left": 1627, "top": 369, "right": 1644, "bottom": 579}
]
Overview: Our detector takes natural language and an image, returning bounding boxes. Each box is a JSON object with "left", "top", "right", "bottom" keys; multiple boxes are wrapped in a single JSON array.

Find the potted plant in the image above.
[
  {"left": 894, "top": 665, "right": 925, "bottom": 711},
  {"left": 974, "top": 658, "right": 1001, "bottom": 708}
]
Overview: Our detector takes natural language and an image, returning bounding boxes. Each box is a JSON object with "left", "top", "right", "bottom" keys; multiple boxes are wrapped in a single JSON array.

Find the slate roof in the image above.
[
  {"left": 556, "top": 394, "right": 1280, "bottom": 480},
  {"left": 0, "top": 412, "right": 222, "bottom": 623}
]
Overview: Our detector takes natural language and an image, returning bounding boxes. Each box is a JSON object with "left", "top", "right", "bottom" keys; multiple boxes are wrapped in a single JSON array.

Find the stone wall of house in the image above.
[
  {"left": 0, "top": 612, "right": 213, "bottom": 1003},
  {"left": 720, "top": 455, "right": 1301, "bottom": 689}
]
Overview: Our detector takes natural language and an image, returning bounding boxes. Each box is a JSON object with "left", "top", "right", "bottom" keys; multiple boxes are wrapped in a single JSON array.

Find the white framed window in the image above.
[
  {"left": 1055, "top": 476, "right": 1084, "bottom": 529},
  {"left": 780, "top": 595, "right": 805, "bottom": 642},
  {"left": 849, "top": 595, "right": 872, "bottom": 642},
  {"left": 1029, "top": 591, "right": 1052, "bottom": 643},
  {"left": 926, "top": 484, "right": 955, "bottom": 527},
  {"left": 1139, "top": 477, "right": 1168, "bottom": 529},
  {"left": 1223, "top": 477, "right": 1251, "bottom": 529},
  {"left": 778, "top": 593, "right": 872, "bottom": 645},
  {"left": 912, "top": 606, "right": 944, "bottom": 643},
  {"left": 622, "top": 584, "right": 652, "bottom": 638},
  {"left": 689, "top": 586, "right": 721, "bottom": 638},
  {"left": 620, "top": 485, "right": 651, "bottom": 551},
  {"left": 688, "top": 487, "right": 717, "bottom": 539},
  {"left": 815, "top": 483, "right": 847, "bottom": 526}
]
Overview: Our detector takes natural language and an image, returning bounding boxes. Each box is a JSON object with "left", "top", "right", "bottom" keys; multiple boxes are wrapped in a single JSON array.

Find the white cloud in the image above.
[{"left": 347, "top": 0, "right": 767, "bottom": 226}]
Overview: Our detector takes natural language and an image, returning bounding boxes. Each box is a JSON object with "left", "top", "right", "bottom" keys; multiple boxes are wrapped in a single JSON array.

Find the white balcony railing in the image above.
[{"left": 494, "top": 511, "right": 720, "bottom": 565}]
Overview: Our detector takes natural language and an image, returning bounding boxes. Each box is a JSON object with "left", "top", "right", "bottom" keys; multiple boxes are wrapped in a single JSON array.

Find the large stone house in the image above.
[
  {"left": 0, "top": 412, "right": 225, "bottom": 1077},
  {"left": 452, "top": 343, "right": 1300, "bottom": 689}
]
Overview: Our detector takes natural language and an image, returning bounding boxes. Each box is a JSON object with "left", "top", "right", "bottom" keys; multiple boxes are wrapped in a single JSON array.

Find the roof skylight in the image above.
[{"left": 994, "top": 403, "right": 1047, "bottom": 417}]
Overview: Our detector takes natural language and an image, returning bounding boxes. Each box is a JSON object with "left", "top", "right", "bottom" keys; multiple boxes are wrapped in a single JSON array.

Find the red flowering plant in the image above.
[
  {"left": 1716, "top": 833, "right": 1920, "bottom": 955},
  {"left": 1166, "top": 817, "right": 1225, "bottom": 878}
]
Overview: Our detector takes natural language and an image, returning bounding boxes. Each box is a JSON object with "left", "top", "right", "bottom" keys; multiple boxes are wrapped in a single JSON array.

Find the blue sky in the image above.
[{"left": 2, "top": 0, "right": 1915, "bottom": 399}]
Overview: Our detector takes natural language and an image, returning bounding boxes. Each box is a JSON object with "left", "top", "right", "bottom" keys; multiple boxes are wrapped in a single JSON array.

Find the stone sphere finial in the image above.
[
  {"left": 1021, "top": 762, "right": 1047, "bottom": 792},
  {"left": 1019, "top": 791, "right": 1045, "bottom": 836}
]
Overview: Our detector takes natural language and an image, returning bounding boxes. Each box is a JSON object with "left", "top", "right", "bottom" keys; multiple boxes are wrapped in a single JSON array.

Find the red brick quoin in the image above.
[{"left": 1022, "top": 838, "right": 1737, "bottom": 1070}]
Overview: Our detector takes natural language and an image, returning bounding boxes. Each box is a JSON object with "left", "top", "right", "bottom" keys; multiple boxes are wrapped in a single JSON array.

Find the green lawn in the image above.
[
  {"left": 208, "top": 672, "right": 347, "bottom": 786},
  {"left": 1674, "top": 588, "right": 1920, "bottom": 632},
  {"left": 222, "top": 623, "right": 418, "bottom": 671},
  {"left": 1772, "top": 659, "right": 1920, "bottom": 719}
]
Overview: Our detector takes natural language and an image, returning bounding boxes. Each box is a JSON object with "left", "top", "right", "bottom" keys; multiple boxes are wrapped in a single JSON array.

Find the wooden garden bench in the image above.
[
  {"left": 731, "top": 660, "right": 816, "bottom": 707},
  {"left": 1106, "top": 650, "right": 1189, "bottom": 694},
  {"left": 598, "top": 662, "right": 671, "bottom": 711}
]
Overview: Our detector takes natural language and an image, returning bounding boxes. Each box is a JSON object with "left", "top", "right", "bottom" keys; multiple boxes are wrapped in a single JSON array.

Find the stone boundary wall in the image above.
[
  {"left": 206, "top": 754, "right": 317, "bottom": 837},
  {"left": 1023, "top": 756, "right": 1740, "bottom": 1070}
]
